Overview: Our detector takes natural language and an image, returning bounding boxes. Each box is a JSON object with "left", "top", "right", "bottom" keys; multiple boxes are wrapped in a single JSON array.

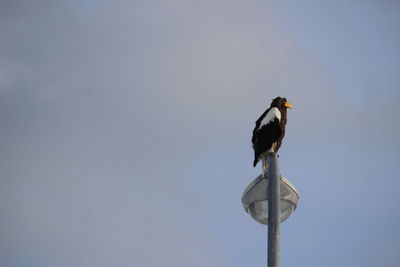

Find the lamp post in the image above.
[{"left": 242, "top": 153, "right": 299, "bottom": 267}]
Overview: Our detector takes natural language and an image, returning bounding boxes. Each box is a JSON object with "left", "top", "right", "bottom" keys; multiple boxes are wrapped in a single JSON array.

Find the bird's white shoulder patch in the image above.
[{"left": 260, "top": 107, "right": 281, "bottom": 128}]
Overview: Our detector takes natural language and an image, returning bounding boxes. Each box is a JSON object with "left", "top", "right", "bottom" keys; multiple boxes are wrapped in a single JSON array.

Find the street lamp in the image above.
[
  {"left": 241, "top": 173, "right": 299, "bottom": 224},
  {"left": 242, "top": 153, "right": 299, "bottom": 267}
]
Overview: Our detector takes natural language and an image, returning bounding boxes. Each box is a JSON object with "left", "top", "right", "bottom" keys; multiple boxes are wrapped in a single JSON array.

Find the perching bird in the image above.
[{"left": 252, "top": 97, "right": 292, "bottom": 177}]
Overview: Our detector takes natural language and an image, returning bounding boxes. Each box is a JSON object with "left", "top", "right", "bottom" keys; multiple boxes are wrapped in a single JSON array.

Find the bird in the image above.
[{"left": 251, "top": 97, "right": 292, "bottom": 177}]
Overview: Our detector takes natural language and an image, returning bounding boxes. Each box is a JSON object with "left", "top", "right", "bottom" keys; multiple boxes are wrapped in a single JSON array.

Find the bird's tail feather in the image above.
[{"left": 253, "top": 159, "right": 258, "bottom": 167}]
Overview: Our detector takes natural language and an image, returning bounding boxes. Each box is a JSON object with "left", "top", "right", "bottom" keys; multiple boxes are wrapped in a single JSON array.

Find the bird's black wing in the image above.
[
  {"left": 252, "top": 109, "right": 282, "bottom": 167},
  {"left": 252, "top": 108, "right": 270, "bottom": 145}
]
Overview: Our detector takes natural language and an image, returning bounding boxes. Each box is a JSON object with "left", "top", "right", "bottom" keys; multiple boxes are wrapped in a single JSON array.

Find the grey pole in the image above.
[{"left": 266, "top": 153, "right": 280, "bottom": 267}]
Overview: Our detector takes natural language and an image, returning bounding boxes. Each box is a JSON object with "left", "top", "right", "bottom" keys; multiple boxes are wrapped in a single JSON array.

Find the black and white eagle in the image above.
[{"left": 252, "top": 97, "right": 292, "bottom": 177}]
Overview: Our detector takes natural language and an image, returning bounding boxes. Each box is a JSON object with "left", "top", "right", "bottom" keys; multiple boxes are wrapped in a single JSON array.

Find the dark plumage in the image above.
[{"left": 252, "top": 97, "right": 292, "bottom": 176}]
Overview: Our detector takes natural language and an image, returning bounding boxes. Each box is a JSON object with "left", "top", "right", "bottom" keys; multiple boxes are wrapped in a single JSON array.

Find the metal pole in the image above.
[{"left": 266, "top": 153, "right": 280, "bottom": 267}]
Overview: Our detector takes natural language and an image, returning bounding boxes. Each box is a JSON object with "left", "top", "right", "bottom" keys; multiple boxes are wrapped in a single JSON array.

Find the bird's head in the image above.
[{"left": 270, "top": 97, "right": 293, "bottom": 110}]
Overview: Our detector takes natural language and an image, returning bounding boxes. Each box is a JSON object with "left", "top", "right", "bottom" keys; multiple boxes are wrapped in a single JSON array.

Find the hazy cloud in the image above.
[{"left": 1, "top": 1, "right": 400, "bottom": 267}]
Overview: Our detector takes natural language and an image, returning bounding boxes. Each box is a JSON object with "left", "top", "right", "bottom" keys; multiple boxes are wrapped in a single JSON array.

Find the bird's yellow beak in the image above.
[{"left": 284, "top": 101, "right": 293, "bottom": 109}]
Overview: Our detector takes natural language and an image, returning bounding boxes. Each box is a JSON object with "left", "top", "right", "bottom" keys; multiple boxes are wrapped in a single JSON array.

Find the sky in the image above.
[{"left": 1, "top": 0, "right": 400, "bottom": 266}]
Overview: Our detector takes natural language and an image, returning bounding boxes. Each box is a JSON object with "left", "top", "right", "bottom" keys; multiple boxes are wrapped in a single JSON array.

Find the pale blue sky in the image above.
[{"left": 1, "top": 1, "right": 399, "bottom": 267}]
